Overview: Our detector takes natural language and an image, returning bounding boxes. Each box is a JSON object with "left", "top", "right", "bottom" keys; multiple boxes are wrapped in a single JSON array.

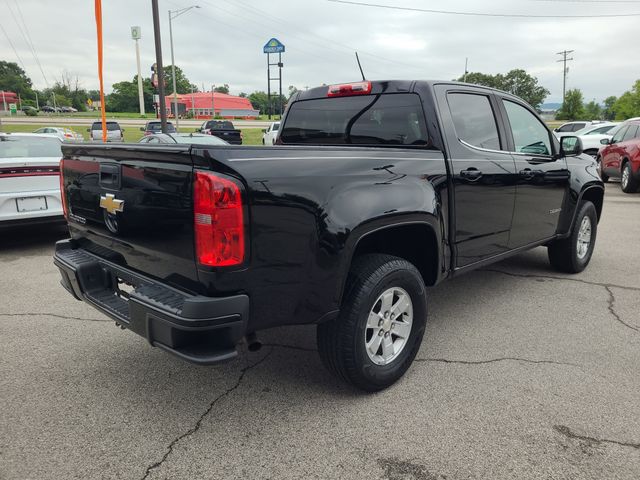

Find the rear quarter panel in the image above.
[{"left": 192, "top": 145, "right": 449, "bottom": 331}]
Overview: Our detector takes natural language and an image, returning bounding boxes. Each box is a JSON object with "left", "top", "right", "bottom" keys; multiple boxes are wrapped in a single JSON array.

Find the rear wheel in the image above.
[
  {"left": 317, "top": 254, "right": 427, "bottom": 391},
  {"left": 548, "top": 201, "right": 597, "bottom": 273},
  {"left": 620, "top": 162, "right": 638, "bottom": 193}
]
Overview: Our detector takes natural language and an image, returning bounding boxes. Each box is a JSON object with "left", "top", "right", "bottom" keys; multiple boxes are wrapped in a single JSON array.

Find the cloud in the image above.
[{"left": 1, "top": 0, "right": 638, "bottom": 103}]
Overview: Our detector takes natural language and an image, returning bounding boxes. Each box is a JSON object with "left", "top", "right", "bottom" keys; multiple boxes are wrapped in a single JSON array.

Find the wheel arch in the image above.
[{"left": 337, "top": 218, "right": 443, "bottom": 306}]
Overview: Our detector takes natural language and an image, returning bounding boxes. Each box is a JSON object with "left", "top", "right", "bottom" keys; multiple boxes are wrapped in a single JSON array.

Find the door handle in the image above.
[{"left": 460, "top": 168, "right": 482, "bottom": 181}]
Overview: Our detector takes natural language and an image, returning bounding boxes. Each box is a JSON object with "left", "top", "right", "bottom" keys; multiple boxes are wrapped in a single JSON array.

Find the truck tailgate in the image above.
[{"left": 60, "top": 144, "right": 200, "bottom": 292}]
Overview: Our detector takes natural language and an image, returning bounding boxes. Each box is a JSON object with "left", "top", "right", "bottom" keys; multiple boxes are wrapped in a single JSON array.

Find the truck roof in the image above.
[{"left": 293, "top": 80, "right": 508, "bottom": 102}]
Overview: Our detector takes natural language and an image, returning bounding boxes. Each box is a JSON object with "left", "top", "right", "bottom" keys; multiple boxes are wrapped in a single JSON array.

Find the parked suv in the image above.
[
  {"left": 88, "top": 121, "right": 124, "bottom": 142},
  {"left": 598, "top": 119, "right": 640, "bottom": 192}
]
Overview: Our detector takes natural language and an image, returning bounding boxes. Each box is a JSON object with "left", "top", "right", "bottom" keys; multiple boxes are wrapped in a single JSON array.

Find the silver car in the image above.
[{"left": 88, "top": 121, "right": 124, "bottom": 142}]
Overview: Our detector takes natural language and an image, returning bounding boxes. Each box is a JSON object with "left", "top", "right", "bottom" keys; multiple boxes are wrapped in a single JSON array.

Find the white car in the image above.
[
  {"left": 33, "top": 127, "right": 84, "bottom": 141},
  {"left": 570, "top": 123, "right": 620, "bottom": 157},
  {"left": 262, "top": 122, "right": 280, "bottom": 145},
  {"left": 553, "top": 120, "right": 607, "bottom": 136},
  {"left": 0, "top": 133, "right": 65, "bottom": 229}
]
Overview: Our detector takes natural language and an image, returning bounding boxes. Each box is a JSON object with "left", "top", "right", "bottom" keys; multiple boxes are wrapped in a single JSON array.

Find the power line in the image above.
[
  {"left": 12, "top": 0, "right": 49, "bottom": 87},
  {"left": 0, "top": 21, "right": 26, "bottom": 71},
  {"left": 327, "top": 0, "right": 640, "bottom": 17}
]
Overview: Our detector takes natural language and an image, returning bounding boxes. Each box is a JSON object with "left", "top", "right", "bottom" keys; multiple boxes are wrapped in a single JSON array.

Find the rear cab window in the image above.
[
  {"left": 280, "top": 93, "right": 429, "bottom": 146},
  {"left": 446, "top": 93, "right": 500, "bottom": 150},
  {"left": 92, "top": 122, "right": 121, "bottom": 131}
]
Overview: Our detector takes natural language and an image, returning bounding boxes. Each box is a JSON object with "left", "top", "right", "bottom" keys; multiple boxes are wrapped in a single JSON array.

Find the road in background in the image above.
[
  {"left": 1, "top": 184, "right": 639, "bottom": 480},
  {"left": 0, "top": 116, "right": 272, "bottom": 128}
]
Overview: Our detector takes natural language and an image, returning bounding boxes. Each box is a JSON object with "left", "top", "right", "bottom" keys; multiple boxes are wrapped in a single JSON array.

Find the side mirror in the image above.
[
  {"left": 86, "top": 128, "right": 90, "bottom": 132},
  {"left": 560, "top": 136, "right": 583, "bottom": 157},
  {"left": 140, "top": 127, "right": 144, "bottom": 131},
  {"left": 262, "top": 129, "right": 267, "bottom": 133},
  {"left": 121, "top": 129, "right": 125, "bottom": 132},
  {"left": 600, "top": 138, "right": 610, "bottom": 145}
]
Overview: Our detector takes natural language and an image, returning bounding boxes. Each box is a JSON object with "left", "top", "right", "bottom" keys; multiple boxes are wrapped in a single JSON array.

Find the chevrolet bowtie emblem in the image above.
[{"left": 99, "top": 193, "right": 124, "bottom": 215}]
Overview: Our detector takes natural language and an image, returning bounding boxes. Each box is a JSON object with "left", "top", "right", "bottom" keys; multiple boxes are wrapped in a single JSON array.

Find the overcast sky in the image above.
[{"left": 2, "top": 0, "right": 639, "bottom": 103}]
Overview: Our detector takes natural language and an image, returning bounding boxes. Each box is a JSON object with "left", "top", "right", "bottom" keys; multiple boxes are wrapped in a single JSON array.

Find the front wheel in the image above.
[
  {"left": 621, "top": 162, "right": 638, "bottom": 193},
  {"left": 317, "top": 254, "right": 427, "bottom": 391},
  {"left": 548, "top": 201, "right": 598, "bottom": 273}
]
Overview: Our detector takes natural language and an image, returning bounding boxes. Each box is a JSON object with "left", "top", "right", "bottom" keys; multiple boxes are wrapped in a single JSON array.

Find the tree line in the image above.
[{"left": 0, "top": 60, "right": 295, "bottom": 115}]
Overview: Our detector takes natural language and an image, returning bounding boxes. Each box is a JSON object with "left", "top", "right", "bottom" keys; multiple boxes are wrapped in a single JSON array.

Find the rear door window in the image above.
[
  {"left": 571, "top": 123, "right": 587, "bottom": 132},
  {"left": 611, "top": 126, "right": 628, "bottom": 144},
  {"left": 280, "top": 93, "right": 428, "bottom": 146},
  {"left": 447, "top": 93, "right": 500, "bottom": 150}
]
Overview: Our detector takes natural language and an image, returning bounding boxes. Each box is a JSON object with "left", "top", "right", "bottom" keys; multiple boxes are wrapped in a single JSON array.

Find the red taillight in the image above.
[
  {"left": 59, "top": 158, "right": 68, "bottom": 219},
  {"left": 327, "top": 81, "right": 372, "bottom": 97},
  {"left": 194, "top": 171, "right": 244, "bottom": 267},
  {"left": 64, "top": 133, "right": 73, "bottom": 138}
]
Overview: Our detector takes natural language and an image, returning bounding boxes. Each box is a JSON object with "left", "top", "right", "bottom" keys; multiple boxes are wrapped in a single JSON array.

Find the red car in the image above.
[{"left": 598, "top": 119, "right": 640, "bottom": 193}]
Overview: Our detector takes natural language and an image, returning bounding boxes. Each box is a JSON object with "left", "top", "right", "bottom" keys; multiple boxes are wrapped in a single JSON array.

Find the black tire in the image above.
[
  {"left": 620, "top": 161, "right": 638, "bottom": 193},
  {"left": 596, "top": 156, "right": 609, "bottom": 183},
  {"left": 548, "top": 201, "right": 598, "bottom": 273},
  {"left": 317, "top": 254, "right": 427, "bottom": 392}
]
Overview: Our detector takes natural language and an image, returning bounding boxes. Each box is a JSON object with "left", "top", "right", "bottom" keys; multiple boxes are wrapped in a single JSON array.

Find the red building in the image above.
[
  {"left": 164, "top": 91, "right": 259, "bottom": 119},
  {"left": 1, "top": 91, "right": 19, "bottom": 110}
]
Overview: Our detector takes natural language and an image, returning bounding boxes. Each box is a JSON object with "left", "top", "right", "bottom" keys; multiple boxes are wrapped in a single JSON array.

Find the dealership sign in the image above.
[{"left": 263, "top": 38, "right": 285, "bottom": 54}]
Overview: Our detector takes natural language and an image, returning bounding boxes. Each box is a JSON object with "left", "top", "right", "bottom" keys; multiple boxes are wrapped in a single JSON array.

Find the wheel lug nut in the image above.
[
  {"left": 378, "top": 319, "right": 384, "bottom": 327},
  {"left": 391, "top": 323, "right": 395, "bottom": 329},
  {"left": 384, "top": 311, "right": 389, "bottom": 319},
  {"left": 384, "top": 332, "right": 390, "bottom": 338},
  {"left": 391, "top": 313, "right": 395, "bottom": 319},
  {"left": 379, "top": 329, "right": 384, "bottom": 336}
]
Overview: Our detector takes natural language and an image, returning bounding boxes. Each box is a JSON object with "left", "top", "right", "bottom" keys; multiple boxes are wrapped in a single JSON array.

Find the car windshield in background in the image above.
[
  {"left": 206, "top": 121, "right": 234, "bottom": 130},
  {"left": 280, "top": 94, "right": 429, "bottom": 146},
  {"left": 172, "top": 134, "right": 228, "bottom": 145},
  {"left": 0, "top": 136, "right": 61, "bottom": 158},
  {"left": 91, "top": 122, "right": 120, "bottom": 131},
  {"left": 148, "top": 123, "right": 176, "bottom": 133}
]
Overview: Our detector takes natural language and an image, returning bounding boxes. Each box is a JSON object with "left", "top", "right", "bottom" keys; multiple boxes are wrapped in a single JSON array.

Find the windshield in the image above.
[
  {"left": 91, "top": 122, "right": 120, "bottom": 131},
  {"left": 0, "top": 136, "right": 61, "bottom": 158},
  {"left": 206, "top": 121, "right": 234, "bottom": 130},
  {"left": 280, "top": 93, "right": 429, "bottom": 146},
  {"left": 147, "top": 122, "right": 176, "bottom": 133}
]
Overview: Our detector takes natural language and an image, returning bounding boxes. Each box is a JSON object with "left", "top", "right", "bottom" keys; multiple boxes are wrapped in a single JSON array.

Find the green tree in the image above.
[
  {"left": 248, "top": 90, "right": 286, "bottom": 116},
  {"left": 214, "top": 84, "right": 230, "bottom": 94},
  {"left": 602, "top": 96, "right": 617, "bottom": 120},
  {"left": 583, "top": 100, "right": 602, "bottom": 120},
  {"left": 288, "top": 85, "right": 300, "bottom": 99},
  {"left": 612, "top": 80, "right": 640, "bottom": 120},
  {"left": 107, "top": 76, "right": 154, "bottom": 112},
  {"left": 556, "top": 89, "right": 585, "bottom": 120},
  {"left": 0, "top": 61, "right": 34, "bottom": 98},
  {"left": 163, "top": 65, "right": 196, "bottom": 94},
  {"left": 458, "top": 69, "right": 549, "bottom": 109}
]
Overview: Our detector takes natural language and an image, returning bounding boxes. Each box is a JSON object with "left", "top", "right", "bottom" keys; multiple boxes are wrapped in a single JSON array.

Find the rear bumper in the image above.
[{"left": 53, "top": 239, "right": 249, "bottom": 365}]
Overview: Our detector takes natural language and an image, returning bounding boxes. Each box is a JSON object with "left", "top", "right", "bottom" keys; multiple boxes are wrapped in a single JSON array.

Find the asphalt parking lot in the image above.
[{"left": 1, "top": 184, "right": 639, "bottom": 480}]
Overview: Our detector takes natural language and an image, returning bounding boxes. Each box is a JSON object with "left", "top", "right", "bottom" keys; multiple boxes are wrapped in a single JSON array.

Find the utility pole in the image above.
[
  {"left": 463, "top": 57, "right": 468, "bottom": 83},
  {"left": 151, "top": 0, "right": 167, "bottom": 133},
  {"left": 211, "top": 84, "right": 215, "bottom": 119},
  {"left": 35, "top": 91, "right": 39, "bottom": 110},
  {"left": 556, "top": 50, "right": 574, "bottom": 105},
  {"left": 131, "top": 26, "right": 145, "bottom": 116}
]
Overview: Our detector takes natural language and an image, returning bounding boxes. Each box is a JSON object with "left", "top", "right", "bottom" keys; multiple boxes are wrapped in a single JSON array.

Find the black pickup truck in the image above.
[
  {"left": 197, "top": 120, "right": 242, "bottom": 145},
  {"left": 54, "top": 80, "right": 604, "bottom": 391}
]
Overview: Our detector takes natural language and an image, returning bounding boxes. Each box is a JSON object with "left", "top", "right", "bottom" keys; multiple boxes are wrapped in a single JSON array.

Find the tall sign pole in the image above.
[
  {"left": 151, "top": 0, "right": 167, "bottom": 133},
  {"left": 263, "top": 38, "right": 285, "bottom": 120},
  {"left": 556, "top": 50, "right": 574, "bottom": 106},
  {"left": 131, "top": 26, "right": 145, "bottom": 116}
]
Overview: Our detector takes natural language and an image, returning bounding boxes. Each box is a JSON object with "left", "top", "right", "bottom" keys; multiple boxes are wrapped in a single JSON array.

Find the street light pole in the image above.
[
  {"left": 151, "top": 0, "right": 167, "bottom": 133},
  {"left": 168, "top": 5, "right": 199, "bottom": 130}
]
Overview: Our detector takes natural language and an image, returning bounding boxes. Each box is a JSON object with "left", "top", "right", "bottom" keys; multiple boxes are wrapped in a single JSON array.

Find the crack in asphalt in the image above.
[
  {"left": 262, "top": 342, "right": 317, "bottom": 352},
  {"left": 481, "top": 268, "right": 640, "bottom": 292},
  {"left": 554, "top": 425, "right": 640, "bottom": 450},
  {"left": 140, "top": 348, "right": 274, "bottom": 480},
  {"left": 0, "top": 312, "right": 109, "bottom": 322},
  {"left": 604, "top": 286, "right": 639, "bottom": 333},
  {"left": 483, "top": 269, "right": 639, "bottom": 334},
  {"left": 415, "top": 357, "right": 578, "bottom": 367}
]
